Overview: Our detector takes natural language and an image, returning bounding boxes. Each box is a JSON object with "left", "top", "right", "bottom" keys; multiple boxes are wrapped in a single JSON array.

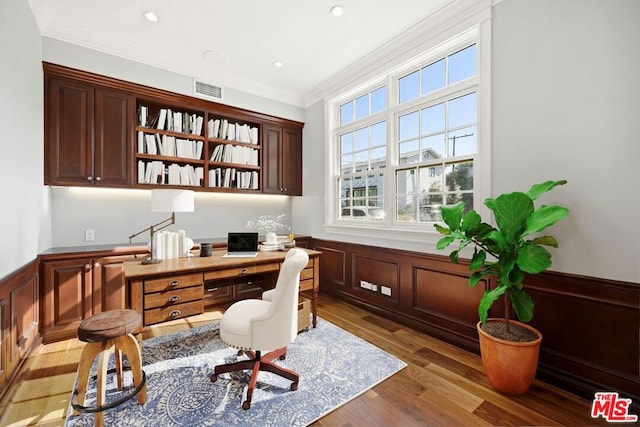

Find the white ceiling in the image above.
[{"left": 27, "top": 0, "right": 453, "bottom": 107}]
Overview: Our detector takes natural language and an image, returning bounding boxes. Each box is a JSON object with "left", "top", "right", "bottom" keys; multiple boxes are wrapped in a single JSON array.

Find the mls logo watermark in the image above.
[{"left": 591, "top": 392, "right": 638, "bottom": 422}]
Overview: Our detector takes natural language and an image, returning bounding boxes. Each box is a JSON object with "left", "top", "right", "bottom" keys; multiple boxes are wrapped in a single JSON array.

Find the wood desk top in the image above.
[{"left": 123, "top": 248, "right": 321, "bottom": 279}]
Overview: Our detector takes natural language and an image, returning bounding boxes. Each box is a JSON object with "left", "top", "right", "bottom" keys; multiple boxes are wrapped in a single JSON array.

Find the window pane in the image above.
[
  {"left": 419, "top": 194, "right": 443, "bottom": 222},
  {"left": 396, "top": 169, "right": 417, "bottom": 194},
  {"left": 448, "top": 44, "right": 477, "bottom": 84},
  {"left": 419, "top": 165, "right": 443, "bottom": 193},
  {"left": 445, "top": 161, "right": 474, "bottom": 191},
  {"left": 368, "top": 173, "right": 384, "bottom": 198},
  {"left": 355, "top": 94, "right": 369, "bottom": 120},
  {"left": 371, "top": 86, "right": 387, "bottom": 114},
  {"left": 370, "top": 147, "right": 386, "bottom": 169},
  {"left": 396, "top": 194, "right": 417, "bottom": 222},
  {"left": 446, "top": 193, "right": 474, "bottom": 212},
  {"left": 448, "top": 92, "right": 476, "bottom": 128},
  {"left": 340, "top": 132, "right": 352, "bottom": 154},
  {"left": 341, "top": 154, "right": 353, "bottom": 174},
  {"left": 421, "top": 134, "right": 445, "bottom": 159},
  {"left": 339, "top": 177, "right": 352, "bottom": 198},
  {"left": 371, "top": 122, "right": 386, "bottom": 147},
  {"left": 354, "top": 151, "right": 368, "bottom": 172},
  {"left": 421, "top": 103, "right": 445, "bottom": 135},
  {"left": 399, "top": 70, "right": 419, "bottom": 104},
  {"left": 399, "top": 139, "right": 419, "bottom": 166},
  {"left": 422, "top": 59, "right": 445, "bottom": 94},
  {"left": 399, "top": 111, "right": 419, "bottom": 141},
  {"left": 354, "top": 128, "right": 368, "bottom": 151},
  {"left": 340, "top": 101, "right": 353, "bottom": 125},
  {"left": 448, "top": 126, "right": 476, "bottom": 157}
]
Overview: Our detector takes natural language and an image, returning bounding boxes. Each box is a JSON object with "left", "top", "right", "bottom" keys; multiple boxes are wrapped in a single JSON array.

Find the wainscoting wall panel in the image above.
[
  {"left": 318, "top": 246, "right": 346, "bottom": 289},
  {"left": 352, "top": 254, "right": 400, "bottom": 304},
  {"left": 312, "top": 238, "right": 640, "bottom": 410},
  {"left": 0, "top": 259, "right": 40, "bottom": 404},
  {"left": 525, "top": 272, "right": 639, "bottom": 406}
]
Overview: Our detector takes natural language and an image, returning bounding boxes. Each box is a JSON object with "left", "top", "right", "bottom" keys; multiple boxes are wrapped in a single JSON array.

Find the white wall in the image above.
[
  {"left": 0, "top": 1, "right": 50, "bottom": 279},
  {"left": 50, "top": 188, "right": 291, "bottom": 247},
  {"left": 291, "top": 100, "right": 325, "bottom": 236},
  {"left": 42, "top": 39, "right": 305, "bottom": 248},
  {"left": 491, "top": 0, "right": 640, "bottom": 282},
  {"left": 300, "top": 0, "right": 640, "bottom": 283}
]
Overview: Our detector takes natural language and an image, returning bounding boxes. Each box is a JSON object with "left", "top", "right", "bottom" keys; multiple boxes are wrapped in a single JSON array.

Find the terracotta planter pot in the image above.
[{"left": 477, "top": 319, "right": 542, "bottom": 396}]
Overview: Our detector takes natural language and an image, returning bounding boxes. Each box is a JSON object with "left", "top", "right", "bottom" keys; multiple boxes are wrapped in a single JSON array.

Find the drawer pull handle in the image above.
[
  {"left": 169, "top": 295, "right": 181, "bottom": 302},
  {"left": 169, "top": 310, "right": 181, "bottom": 319},
  {"left": 241, "top": 268, "right": 249, "bottom": 274},
  {"left": 169, "top": 280, "right": 180, "bottom": 287}
]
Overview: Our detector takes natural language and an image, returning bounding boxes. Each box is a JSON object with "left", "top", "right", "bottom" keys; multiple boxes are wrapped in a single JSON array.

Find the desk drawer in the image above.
[
  {"left": 144, "top": 300, "right": 203, "bottom": 325},
  {"left": 204, "top": 263, "right": 279, "bottom": 281},
  {"left": 144, "top": 273, "right": 203, "bottom": 294},
  {"left": 300, "top": 268, "right": 314, "bottom": 281},
  {"left": 144, "top": 285, "right": 203, "bottom": 309},
  {"left": 300, "top": 278, "right": 314, "bottom": 292}
]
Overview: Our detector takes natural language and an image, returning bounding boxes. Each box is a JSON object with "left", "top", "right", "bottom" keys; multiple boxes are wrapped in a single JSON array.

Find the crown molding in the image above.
[{"left": 304, "top": 0, "right": 492, "bottom": 107}]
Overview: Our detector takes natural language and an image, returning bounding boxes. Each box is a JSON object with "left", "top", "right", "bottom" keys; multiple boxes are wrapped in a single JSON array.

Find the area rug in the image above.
[{"left": 65, "top": 317, "right": 406, "bottom": 426}]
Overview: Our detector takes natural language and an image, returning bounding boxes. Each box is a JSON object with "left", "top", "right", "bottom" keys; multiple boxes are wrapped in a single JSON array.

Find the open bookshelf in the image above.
[
  {"left": 206, "top": 115, "right": 260, "bottom": 190},
  {"left": 136, "top": 102, "right": 206, "bottom": 188}
]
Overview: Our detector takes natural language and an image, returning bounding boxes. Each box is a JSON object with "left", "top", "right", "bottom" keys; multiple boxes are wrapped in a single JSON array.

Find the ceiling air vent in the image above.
[{"left": 193, "top": 79, "right": 223, "bottom": 101}]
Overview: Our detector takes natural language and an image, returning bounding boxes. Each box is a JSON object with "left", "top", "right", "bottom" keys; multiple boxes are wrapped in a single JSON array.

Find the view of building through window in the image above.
[{"left": 334, "top": 40, "right": 478, "bottom": 225}]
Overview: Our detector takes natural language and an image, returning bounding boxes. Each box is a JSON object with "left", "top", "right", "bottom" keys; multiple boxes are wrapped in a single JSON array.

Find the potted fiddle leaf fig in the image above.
[{"left": 434, "top": 180, "right": 569, "bottom": 395}]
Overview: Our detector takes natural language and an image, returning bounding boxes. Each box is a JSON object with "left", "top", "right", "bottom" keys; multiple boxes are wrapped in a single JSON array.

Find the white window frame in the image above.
[{"left": 324, "top": 2, "right": 492, "bottom": 247}]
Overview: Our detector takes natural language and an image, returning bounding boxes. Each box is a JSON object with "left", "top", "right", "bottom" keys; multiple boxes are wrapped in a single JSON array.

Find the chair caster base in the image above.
[
  {"left": 242, "top": 400, "right": 251, "bottom": 410},
  {"left": 291, "top": 382, "right": 298, "bottom": 391},
  {"left": 210, "top": 374, "right": 217, "bottom": 382}
]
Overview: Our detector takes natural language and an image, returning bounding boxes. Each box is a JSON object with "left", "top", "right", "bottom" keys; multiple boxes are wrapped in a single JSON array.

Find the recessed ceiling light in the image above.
[
  {"left": 273, "top": 61, "right": 284, "bottom": 68},
  {"left": 330, "top": 5, "right": 345, "bottom": 17},
  {"left": 143, "top": 11, "right": 159, "bottom": 23},
  {"left": 203, "top": 50, "right": 229, "bottom": 63}
]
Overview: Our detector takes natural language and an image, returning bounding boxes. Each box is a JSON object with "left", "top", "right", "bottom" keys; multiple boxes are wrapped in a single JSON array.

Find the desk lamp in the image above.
[{"left": 129, "top": 189, "right": 195, "bottom": 264}]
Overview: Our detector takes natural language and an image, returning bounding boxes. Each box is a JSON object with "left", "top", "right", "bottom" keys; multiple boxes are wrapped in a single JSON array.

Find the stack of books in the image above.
[{"left": 258, "top": 235, "right": 296, "bottom": 251}]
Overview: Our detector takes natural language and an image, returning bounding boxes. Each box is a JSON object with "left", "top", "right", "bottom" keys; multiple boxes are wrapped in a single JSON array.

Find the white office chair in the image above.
[{"left": 210, "top": 248, "right": 309, "bottom": 410}]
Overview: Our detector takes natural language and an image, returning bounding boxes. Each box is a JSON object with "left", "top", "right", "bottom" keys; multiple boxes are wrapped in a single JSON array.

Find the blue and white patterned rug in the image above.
[{"left": 65, "top": 317, "right": 406, "bottom": 426}]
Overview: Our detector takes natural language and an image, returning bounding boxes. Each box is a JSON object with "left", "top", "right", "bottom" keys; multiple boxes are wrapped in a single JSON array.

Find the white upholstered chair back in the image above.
[{"left": 251, "top": 248, "right": 308, "bottom": 351}]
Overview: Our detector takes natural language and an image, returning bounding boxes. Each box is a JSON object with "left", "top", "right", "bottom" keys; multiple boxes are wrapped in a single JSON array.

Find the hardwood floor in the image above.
[{"left": 0, "top": 294, "right": 606, "bottom": 426}]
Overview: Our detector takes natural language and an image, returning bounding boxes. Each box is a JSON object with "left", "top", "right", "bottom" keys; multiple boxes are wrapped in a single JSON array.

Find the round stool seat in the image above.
[{"left": 77, "top": 309, "right": 142, "bottom": 343}]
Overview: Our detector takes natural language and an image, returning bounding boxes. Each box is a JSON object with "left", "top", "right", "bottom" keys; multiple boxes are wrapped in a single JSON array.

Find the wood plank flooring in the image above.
[{"left": 0, "top": 294, "right": 606, "bottom": 426}]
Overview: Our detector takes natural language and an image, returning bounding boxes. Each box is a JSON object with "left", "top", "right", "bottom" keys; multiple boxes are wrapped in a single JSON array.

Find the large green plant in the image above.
[{"left": 434, "top": 180, "right": 569, "bottom": 327}]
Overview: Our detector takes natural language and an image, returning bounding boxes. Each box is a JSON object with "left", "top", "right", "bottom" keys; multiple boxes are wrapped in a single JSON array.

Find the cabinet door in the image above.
[
  {"left": 45, "top": 78, "right": 94, "bottom": 185},
  {"left": 42, "top": 259, "right": 92, "bottom": 343},
  {"left": 8, "top": 273, "right": 38, "bottom": 373},
  {"left": 262, "top": 124, "right": 283, "bottom": 194},
  {"left": 262, "top": 124, "right": 303, "bottom": 195},
  {"left": 93, "top": 255, "right": 135, "bottom": 314},
  {"left": 282, "top": 126, "right": 302, "bottom": 195},
  {"left": 94, "top": 88, "right": 134, "bottom": 187}
]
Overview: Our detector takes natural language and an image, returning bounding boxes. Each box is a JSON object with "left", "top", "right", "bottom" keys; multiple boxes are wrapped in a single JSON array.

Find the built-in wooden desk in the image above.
[{"left": 124, "top": 248, "right": 321, "bottom": 328}]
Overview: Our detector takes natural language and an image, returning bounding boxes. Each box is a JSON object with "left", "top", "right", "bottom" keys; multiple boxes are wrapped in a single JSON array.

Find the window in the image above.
[
  {"left": 327, "top": 24, "right": 488, "bottom": 239},
  {"left": 396, "top": 90, "right": 477, "bottom": 223},
  {"left": 337, "top": 87, "right": 388, "bottom": 221}
]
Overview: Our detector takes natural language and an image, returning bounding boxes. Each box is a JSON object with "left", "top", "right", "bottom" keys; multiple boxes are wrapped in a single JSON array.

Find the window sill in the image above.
[{"left": 323, "top": 222, "right": 443, "bottom": 246}]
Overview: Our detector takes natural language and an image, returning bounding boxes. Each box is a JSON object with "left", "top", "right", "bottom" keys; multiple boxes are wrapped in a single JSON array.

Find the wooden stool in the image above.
[{"left": 72, "top": 309, "right": 147, "bottom": 426}]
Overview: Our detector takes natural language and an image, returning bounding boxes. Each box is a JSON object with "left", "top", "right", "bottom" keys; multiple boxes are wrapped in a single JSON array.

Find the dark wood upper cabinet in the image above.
[
  {"left": 43, "top": 62, "right": 302, "bottom": 194},
  {"left": 45, "top": 76, "right": 134, "bottom": 187},
  {"left": 262, "top": 124, "right": 303, "bottom": 195},
  {"left": 94, "top": 88, "right": 134, "bottom": 187}
]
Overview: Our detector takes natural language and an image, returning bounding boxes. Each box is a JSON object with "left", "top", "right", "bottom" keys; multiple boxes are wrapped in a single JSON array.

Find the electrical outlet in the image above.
[
  {"left": 360, "top": 280, "right": 371, "bottom": 290},
  {"left": 84, "top": 229, "right": 95, "bottom": 242},
  {"left": 381, "top": 286, "right": 392, "bottom": 296},
  {"left": 370, "top": 284, "right": 378, "bottom": 292}
]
